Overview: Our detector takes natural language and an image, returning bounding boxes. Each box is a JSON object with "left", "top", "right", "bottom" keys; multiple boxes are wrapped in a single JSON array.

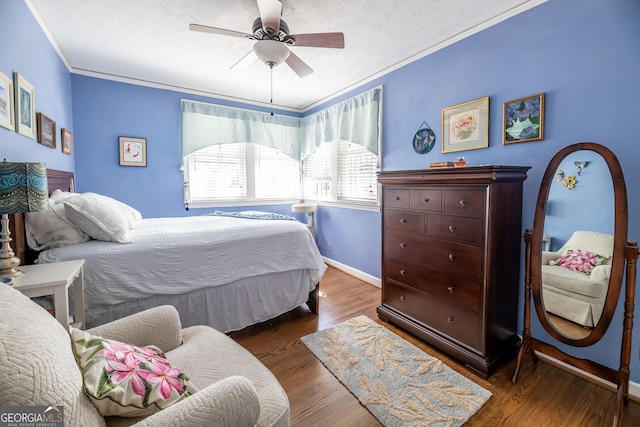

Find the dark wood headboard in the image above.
[{"left": 9, "top": 168, "right": 75, "bottom": 265}]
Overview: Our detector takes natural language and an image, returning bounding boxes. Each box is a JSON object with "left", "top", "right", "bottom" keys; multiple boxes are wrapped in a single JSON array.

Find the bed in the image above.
[{"left": 12, "top": 169, "right": 326, "bottom": 332}]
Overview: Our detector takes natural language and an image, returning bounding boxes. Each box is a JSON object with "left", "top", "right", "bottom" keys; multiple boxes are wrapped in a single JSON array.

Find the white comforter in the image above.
[{"left": 37, "top": 215, "right": 327, "bottom": 309}]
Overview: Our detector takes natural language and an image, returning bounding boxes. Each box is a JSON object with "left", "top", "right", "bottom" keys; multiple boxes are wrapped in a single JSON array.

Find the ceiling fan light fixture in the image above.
[{"left": 254, "top": 40, "right": 290, "bottom": 67}]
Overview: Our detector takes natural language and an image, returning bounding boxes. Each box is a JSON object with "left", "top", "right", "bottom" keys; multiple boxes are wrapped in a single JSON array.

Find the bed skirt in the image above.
[{"left": 85, "top": 269, "right": 317, "bottom": 333}]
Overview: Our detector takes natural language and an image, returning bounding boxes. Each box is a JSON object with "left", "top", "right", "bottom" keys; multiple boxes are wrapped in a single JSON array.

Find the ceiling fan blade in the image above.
[
  {"left": 189, "top": 23, "right": 253, "bottom": 40},
  {"left": 285, "top": 50, "right": 314, "bottom": 78},
  {"left": 257, "top": 0, "right": 282, "bottom": 34},
  {"left": 288, "top": 32, "right": 345, "bottom": 49},
  {"left": 230, "top": 49, "right": 257, "bottom": 70}
]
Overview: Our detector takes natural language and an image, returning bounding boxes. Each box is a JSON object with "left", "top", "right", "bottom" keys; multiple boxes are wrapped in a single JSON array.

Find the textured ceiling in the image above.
[{"left": 27, "top": 0, "right": 545, "bottom": 111}]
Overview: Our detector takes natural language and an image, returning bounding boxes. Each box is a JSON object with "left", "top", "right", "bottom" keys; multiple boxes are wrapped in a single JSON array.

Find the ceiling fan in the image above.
[{"left": 189, "top": 0, "right": 345, "bottom": 78}]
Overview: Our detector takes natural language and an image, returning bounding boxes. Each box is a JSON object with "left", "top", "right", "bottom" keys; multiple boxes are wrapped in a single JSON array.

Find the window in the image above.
[
  {"left": 338, "top": 140, "right": 378, "bottom": 202},
  {"left": 303, "top": 140, "right": 378, "bottom": 205},
  {"left": 302, "top": 142, "right": 332, "bottom": 201},
  {"left": 182, "top": 87, "right": 381, "bottom": 209},
  {"left": 184, "top": 143, "right": 300, "bottom": 205}
]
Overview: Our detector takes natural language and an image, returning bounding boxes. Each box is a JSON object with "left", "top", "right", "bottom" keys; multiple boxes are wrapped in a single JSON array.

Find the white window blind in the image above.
[
  {"left": 337, "top": 140, "right": 378, "bottom": 203},
  {"left": 303, "top": 139, "right": 378, "bottom": 205},
  {"left": 185, "top": 144, "right": 246, "bottom": 202},
  {"left": 302, "top": 142, "right": 333, "bottom": 201},
  {"left": 184, "top": 143, "right": 300, "bottom": 205},
  {"left": 254, "top": 144, "right": 300, "bottom": 200}
]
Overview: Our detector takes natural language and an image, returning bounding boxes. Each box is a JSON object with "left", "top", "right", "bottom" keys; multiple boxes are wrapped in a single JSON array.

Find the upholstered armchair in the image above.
[
  {"left": 0, "top": 283, "right": 290, "bottom": 426},
  {"left": 541, "top": 230, "right": 614, "bottom": 327}
]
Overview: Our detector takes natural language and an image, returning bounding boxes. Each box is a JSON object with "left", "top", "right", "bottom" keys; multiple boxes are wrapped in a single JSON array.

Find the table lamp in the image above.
[
  {"left": 292, "top": 203, "right": 317, "bottom": 238},
  {"left": 0, "top": 160, "right": 48, "bottom": 279}
]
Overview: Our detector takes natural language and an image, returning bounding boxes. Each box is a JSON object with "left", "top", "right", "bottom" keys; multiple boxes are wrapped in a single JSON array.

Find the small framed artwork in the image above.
[
  {"left": 0, "top": 71, "right": 15, "bottom": 131},
  {"left": 119, "top": 136, "right": 147, "bottom": 167},
  {"left": 442, "top": 96, "right": 489, "bottom": 153},
  {"left": 503, "top": 93, "right": 545, "bottom": 144},
  {"left": 61, "top": 128, "right": 73, "bottom": 154},
  {"left": 14, "top": 73, "right": 36, "bottom": 139},
  {"left": 37, "top": 112, "right": 56, "bottom": 149}
]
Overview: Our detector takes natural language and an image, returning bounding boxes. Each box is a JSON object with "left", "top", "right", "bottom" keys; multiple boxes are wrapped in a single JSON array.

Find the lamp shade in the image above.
[
  {"left": 0, "top": 160, "right": 48, "bottom": 214},
  {"left": 254, "top": 40, "right": 290, "bottom": 66}
]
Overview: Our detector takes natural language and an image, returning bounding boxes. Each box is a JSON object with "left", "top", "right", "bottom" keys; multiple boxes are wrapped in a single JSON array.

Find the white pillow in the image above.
[
  {"left": 25, "top": 192, "right": 90, "bottom": 251},
  {"left": 60, "top": 193, "right": 132, "bottom": 243},
  {"left": 113, "top": 198, "right": 142, "bottom": 229}
]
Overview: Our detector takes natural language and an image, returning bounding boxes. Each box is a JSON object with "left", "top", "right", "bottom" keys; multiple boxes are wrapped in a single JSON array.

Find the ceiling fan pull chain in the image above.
[{"left": 270, "top": 64, "right": 274, "bottom": 116}]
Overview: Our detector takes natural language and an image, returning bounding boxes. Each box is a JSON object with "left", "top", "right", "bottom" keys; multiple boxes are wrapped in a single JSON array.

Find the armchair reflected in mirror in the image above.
[{"left": 511, "top": 142, "right": 638, "bottom": 427}]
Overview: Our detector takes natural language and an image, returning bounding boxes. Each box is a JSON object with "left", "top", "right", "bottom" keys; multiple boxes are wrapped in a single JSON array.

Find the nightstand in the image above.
[{"left": 13, "top": 259, "right": 85, "bottom": 328}]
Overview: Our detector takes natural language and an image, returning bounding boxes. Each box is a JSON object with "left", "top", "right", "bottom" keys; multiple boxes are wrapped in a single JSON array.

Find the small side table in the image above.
[
  {"left": 13, "top": 259, "right": 85, "bottom": 328},
  {"left": 292, "top": 203, "right": 317, "bottom": 239}
]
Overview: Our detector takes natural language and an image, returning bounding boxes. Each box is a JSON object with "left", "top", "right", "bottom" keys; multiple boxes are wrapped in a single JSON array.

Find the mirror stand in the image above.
[{"left": 513, "top": 232, "right": 638, "bottom": 426}]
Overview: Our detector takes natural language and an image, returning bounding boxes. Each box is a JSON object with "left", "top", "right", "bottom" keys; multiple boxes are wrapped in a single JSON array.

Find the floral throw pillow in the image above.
[
  {"left": 69, "top": 327, "right": 196, "bottom": 417},
  {"left": 550, "top": 249, "right": 606, "bottom": 275}
]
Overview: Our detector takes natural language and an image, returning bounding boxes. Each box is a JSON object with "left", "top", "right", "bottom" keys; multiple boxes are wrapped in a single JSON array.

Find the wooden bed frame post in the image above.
[{"left": 307, "top": 283, "right": 320, "bottom": 314}]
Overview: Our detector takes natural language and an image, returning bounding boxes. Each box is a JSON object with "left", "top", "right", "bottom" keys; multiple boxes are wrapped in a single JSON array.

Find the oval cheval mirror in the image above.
[{"left": 512, "top": 142, "right": 638, "bottom": 427}]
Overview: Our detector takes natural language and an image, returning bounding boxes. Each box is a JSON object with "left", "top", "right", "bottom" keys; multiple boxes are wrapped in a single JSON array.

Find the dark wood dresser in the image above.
[{"left": 377, "top": 166, "right": 530, "bottom": 378}]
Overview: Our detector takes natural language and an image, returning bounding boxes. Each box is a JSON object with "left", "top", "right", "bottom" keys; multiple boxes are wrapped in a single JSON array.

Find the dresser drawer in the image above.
[
  {"left": 410, "top": 189, "right": 442, "bottom": 212},
  {"left": 385, "top": 230, "right": 483, "bottom": 278},
  {"left": 385, "top": 256, "right": 481, "bottom": 313},
  {"left": 384, "top": 209, "right": 425, "bottom": 233},
  {"left": 384, "top": 189, "right": 410, "bottom": 209},
  {"left": 383, "top": 282, "right": 481, "bottom": 350},
  {"left": 444, "top": 189, "right": 485, "bottom": 216},
  {"left": 427, "top": 214, "right": 484, "bottom": 245}
]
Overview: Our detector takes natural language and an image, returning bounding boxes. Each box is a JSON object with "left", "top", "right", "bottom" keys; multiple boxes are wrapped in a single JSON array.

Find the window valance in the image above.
[
  {"left": 181, "top": 86, "right": 381, "bottom": 162},
  {"left": 181, "top": 101, "right": 301, "bottom": 160},
  {"left": 299, "top": 87, "right": 381, "bottom": 160}
]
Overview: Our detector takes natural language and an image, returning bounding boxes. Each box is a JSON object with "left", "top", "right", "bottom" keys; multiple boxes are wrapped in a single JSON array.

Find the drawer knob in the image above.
[
  {"left": 459, "top": 199, "right": 466, "bottom": 207},
  {"left": 448, "top": 316, "right": 454, "bottom": 323},
  {"left": 394, "top": 196, "right": 401, "bottom": 201},
  {"left": 448, "top": 225, "right": 455, "bottom": 233},
  {"left": 400, "top": 269, "right": 406, "bottom": 276},
  {"left": 448, "top": 253, "right": 456, "bottom": 261},
  {"left": 400, "top": 218, "right": 407, "bottom": 224},
  {"left": 422, "top": 198, "right": 430, "bottom": 204},
  {"left": 400, "top": 243, "right": 407, "bottom": 249},
  {"left": 400, "top": 295, "right": 406, "bottom": 301},
  {"left": 447, "top": 286, "right": 455, "bottom": 293}
]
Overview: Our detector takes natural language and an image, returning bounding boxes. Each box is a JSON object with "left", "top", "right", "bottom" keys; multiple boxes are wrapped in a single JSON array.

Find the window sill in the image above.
[{"left": 185, "top": 199, "right": 380, "bottom": 212}]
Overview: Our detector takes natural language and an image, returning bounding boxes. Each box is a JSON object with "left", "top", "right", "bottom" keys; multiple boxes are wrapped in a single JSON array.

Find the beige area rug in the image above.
[{"left": 301, "top": 316, "right": 492, "bottom": 426}]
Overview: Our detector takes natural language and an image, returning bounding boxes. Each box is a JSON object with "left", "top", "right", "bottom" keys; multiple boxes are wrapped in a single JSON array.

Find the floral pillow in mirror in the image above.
[{"left": 550, "top": 249, "right": 608, "bottom": 275}]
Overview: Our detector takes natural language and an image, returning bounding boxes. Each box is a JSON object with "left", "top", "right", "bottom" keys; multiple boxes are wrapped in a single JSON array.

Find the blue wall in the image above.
[
  {"left": 69, "top": 76, "right": 301, "bottom": 218},
  {"left": 0, "top": 0, "right": 74, "bottom": 171},
  {"left": 3, "top": 0, "right": 640, "bottom": 381}
]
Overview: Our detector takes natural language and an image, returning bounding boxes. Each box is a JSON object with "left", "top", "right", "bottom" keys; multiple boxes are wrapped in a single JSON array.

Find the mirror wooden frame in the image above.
[{"left": 512, "top": 142, "right": 638, "bottom": 426}]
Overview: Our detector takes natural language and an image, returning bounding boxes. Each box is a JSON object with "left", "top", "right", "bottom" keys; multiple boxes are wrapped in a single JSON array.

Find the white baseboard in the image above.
[
  {"left": 322, "top": 256, "right": 380, "bottom": 288},
  {"left": 321, "top": 258, "right": 640, "bottom": 401}
]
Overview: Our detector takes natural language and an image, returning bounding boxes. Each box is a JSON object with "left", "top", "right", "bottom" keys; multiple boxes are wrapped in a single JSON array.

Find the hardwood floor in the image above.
[{"left": 231, "top": 266, "right": 640, "bottom": 426}]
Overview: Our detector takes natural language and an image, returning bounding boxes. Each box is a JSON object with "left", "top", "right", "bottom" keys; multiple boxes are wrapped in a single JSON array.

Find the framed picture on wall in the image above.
[
  {"left": 442, "top": 96, "right": 489, "bottom": 153},
  {"left": 14, "top": 73, "right": 36, "bottom": 139},
  {"left": 37, "top": 112, "right": 56, "bottom": 149},
  {"left": 503, "top": 92, "right": 545, "bottom": 144},
  {"left": 61, "top": 128, "right": 73, "bottom": 154},
  {"left": 0, "top": 71, "right": 15, "bottom": 131},
  {"left": 119, "top": 136, "right": 147, "bottom": 166}
]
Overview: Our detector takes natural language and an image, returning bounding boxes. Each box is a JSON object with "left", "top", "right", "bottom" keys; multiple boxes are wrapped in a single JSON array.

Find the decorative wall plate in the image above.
[{"left": 413, "top": 126, "right": 436, "bottom": 154}]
